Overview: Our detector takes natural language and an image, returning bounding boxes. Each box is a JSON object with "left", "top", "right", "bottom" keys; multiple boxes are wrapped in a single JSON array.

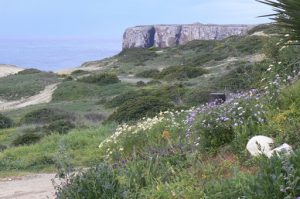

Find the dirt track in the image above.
[
  {"left": 0, "top": 174, "right": 56, "bottom": 199},
  {"left": 0, "top": 83, "right": 59, "bottom": 112}
]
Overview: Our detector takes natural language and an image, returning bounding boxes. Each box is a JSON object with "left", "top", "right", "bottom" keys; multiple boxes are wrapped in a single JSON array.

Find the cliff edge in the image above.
[{"left": 123, "top": 23, "right": 256, "bottom": 49}]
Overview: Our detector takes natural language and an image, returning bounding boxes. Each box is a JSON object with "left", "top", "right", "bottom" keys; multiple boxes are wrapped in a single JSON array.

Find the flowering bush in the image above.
[{"left": 99, "top": 110, "right": 187, "bottom": 161}]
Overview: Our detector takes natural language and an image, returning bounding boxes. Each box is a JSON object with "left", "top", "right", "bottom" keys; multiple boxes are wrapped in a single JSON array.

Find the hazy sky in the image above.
[{"left": 0, "top": 0, "right": 273, "bottom": 40}]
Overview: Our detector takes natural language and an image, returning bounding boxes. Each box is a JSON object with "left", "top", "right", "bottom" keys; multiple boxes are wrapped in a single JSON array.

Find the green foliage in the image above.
[
  {"left": 183, "top": 88, "right": 212, "bottom": 106},
  {"left": 52, "top": 81, "right": 134, "bottom": 102},
  {"left": 136, "top": 69, "right": 160, "bottom": 78},
  {"left": 107, "top": 96, "right": 174, "bottom": 123},
  {"left": 136, "top": 81, "right": 146, "bottom": 87},
  {"left": 106, "top": 84, "right": 187, "bottom": 108},
  {"left": 44, "top": 120, "right": 76, "bottom": 134},
  {"left": 12, "top": 132, "right": 42, "bottom": 146},
  {"left": 56, "top": 163, "right": 125, "bottom": 199},
  {"left": 117, "top": 48, "right": 158, "bottom": 66},
  {"left": 0, "top": 72, "right": 59, "bottom": 100},
  {"left": 79, "top": 73, "right": 120, "bottom": 85},
  {"left": 70, "top": 70, "right": 89, "bottom": 76},
  {"left": 0, "top": 124, "right": 116, "bottom": 172},
  {"left": 195, "top": 113, "right": 235, "bottom": 151},
  {"left": 20, "top": 108, "right": 75, "bottom": 124},
  {"left": 247, "top": 24, "right": 277, "bottom": 35},
  {"left": 0, "top": 114, "right": 13, "bottom": 129},
  {"left": 258, "top": 0, "right": 300, "bottom": 44},
  {"left": 216, "top": 61, "right": 268, "bottom": 90},
  {"left": 17, "top": 68, "right": 42, "bottom": 75},
  {"left": 157, "top": 65, "right": 208, "bottom": 80},
  {"left": 179, "top": 36, "right": 265, "bottom": 66}
]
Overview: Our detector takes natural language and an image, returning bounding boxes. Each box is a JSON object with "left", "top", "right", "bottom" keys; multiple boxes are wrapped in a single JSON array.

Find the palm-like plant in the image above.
[{"left": 257, "top": 0, "right": 300, "bottom": 44}]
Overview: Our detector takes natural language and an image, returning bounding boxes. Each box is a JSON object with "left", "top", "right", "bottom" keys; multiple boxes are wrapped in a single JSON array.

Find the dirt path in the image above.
[
  {"left": 0, "top": 83, "right": 60, "bottom": 112},
  {"left": 0, "top": 174, "right": 56, "bottom": 199}
]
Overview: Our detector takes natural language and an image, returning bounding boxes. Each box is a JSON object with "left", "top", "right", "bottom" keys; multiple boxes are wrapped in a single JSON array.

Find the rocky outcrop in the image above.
[{"left": 123, "top": 23, "right": 255, "bottom": 49}]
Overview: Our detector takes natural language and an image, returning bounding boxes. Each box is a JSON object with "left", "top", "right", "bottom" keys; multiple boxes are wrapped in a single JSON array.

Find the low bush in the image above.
[
  {"left": 136, "top": 81, "right": 146, "bottom": 87},
  {"left": 106, "top": 84, "right": 187, "bottom": 108},
  {"left": 183, "top": 88, "right": 212, "bottom": 106},
  {"left": 0, "top": 114, "right": 13, "bottom": 129},
  {"left": 12, "top": 132, "right": 42, "bottom": 146},
  {"left": 21, "top": 108, "right": 75, "bottom": 125},
  {"left": 44, "top": 120, "right": 75, "bottom": 134},
  {"left": 157, "top": 65, "right": 208, "bottom": 80},
  {"left": 147, "top": 80, "right": 162, "bottom": 85},
  {"left": 70, "top": 70, "right": 89, "bottom": 76},
  {"left": 107, "top": 96, "right": 174, "bottom": 123},
  {"left": 17, "top": 68, "right": 42, "bottom": 75},
  {"left": 196, "top": 113, "right": 235, "bottom": 151},
  {"left": 79, "top": 73, "right": 120, "bottom": 85},
  {"left": 117, "top": 48, "right": 158, "bottom": 65},
  {"left": 55, "top": 163, "right": 125, "bottom": 199},
  {"left": 136, "top": 69, "right": 160, "bottom": 78}
]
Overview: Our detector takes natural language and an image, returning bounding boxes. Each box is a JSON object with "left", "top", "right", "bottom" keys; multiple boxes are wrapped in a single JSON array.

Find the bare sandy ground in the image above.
[
  {"left": 0, "top": 83, "right": 60, "bottom": 112},
  {"left": 0, "top": 174, "right": 56, "bottom": 199},
  {"left": 0, "top": 65, "right": 24, "bottom": 78}
]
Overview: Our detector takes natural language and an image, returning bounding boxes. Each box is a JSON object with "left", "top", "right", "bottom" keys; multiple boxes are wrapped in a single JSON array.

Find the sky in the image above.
[{"left": 0, "top": 0, "right": 273, "bottom": 41}]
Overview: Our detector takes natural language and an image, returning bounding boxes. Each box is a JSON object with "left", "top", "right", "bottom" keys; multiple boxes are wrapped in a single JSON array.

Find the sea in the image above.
[{"left": 0, "top": 38, "right": 121, "bottom": 72}]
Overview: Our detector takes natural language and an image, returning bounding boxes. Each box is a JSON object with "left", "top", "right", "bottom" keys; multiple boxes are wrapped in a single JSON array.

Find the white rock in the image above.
[
  {"left": 246, "top": 135, "right": 274, "bottom": 158},
  {"left": 271, "top": 143, "right": 293, "bottom": 156}
]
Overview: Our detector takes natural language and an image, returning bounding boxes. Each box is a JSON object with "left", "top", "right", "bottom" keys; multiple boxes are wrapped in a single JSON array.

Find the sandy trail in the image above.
[
  {"left": 0, "top": 83, "right": 60, "bottom": 112},
  {"left": 0, "top": 174, "right": 56, "bottom": 199}
]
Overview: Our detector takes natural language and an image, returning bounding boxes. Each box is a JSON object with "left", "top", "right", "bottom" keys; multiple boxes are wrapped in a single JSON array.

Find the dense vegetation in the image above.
[
  {"left": 0, "top": 114, "right": 13, "bottom": 129},
  {"left": 79, "top": 73, "right": 120, "bottom": 85}
]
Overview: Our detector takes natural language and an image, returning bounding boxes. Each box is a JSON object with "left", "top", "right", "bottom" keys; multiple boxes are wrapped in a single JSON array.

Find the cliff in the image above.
[{"left": 122, "top": 23, "right": 256, "bottom": 49}]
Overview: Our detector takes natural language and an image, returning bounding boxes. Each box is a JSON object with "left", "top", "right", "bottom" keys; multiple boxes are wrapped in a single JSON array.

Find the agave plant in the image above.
[{"left": 257, "top": 0, "right": 300, "bottom": 45}]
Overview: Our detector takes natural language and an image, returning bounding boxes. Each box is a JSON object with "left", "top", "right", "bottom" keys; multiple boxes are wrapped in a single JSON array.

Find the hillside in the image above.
[{"left": 0, "top": 22, "right": 300, "bottom": 198}]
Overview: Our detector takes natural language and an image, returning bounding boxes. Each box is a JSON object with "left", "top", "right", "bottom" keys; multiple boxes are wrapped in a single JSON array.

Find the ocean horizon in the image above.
[{"left": 0, "top": 38, "right": 121, "bottom": 72}]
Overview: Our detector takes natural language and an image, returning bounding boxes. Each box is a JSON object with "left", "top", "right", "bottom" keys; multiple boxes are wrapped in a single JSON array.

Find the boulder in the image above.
[
  {"left": 246, "top": 135, "right": 274, "bottom": 158},
  {"left": 271, "top": 143, "right": 293, "bottom": 156},
  {"left": 246, "top": 136, "right": 293, "bottom": 158}
]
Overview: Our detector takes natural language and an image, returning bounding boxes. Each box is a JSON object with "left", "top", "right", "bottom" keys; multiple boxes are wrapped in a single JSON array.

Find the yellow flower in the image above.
[{"left": 162, "top": 130, "right": 171, "bottom": 139}]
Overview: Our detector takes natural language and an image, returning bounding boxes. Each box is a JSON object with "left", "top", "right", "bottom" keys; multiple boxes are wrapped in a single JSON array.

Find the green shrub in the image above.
[
  {"left": 70, "top": 70, "right": 89, "bottom": 76},
  {"left": 21, "top": 108, "right": 75, "bottom": 124},
  {"left": 44, "top": 120, "right": 75, "bottom": 134},
  {"left": 17, "top": 68, "right": 42, "bottom": 75},
  {"left": 0, "top": 114, "right": 13, "bottom": 129},
  {"left": 136, "top": 69, "right": 160, "bottom": 78},
  {"left": 79, "top": 73, "right": 120, "bottom": 85},
  {"left": 147, "top": 80, "right": 162, "bottom": 85},
  {"left": 63, "top": 76, "right": 73, "bottom": 81},
  {"left": 107, "top": 96, "right": 174, "bottom": 123},
  {"left": 117, "top": 48, "right": 158, "bottom": 65},
  {"left": 194, "top": 113, "right": 234, "bottom": 151},
  {"left": 136, "top": 81, "right": 146, "bottom": 87},
  {"left": 55, "top": 163, "right": 125, "bottom": 199},
  {"left": 12, "top": 132, "right": 42, "bottom": 146},
  {"left": 183, "top": 88, "right": 212, "bottom": 106},
  {"left": 157, "top": 65, "right": 208, "bottom": 80}
]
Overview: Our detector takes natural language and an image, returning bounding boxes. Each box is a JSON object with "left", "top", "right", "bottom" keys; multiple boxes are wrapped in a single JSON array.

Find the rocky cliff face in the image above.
[{"left": 123, "top": 23, "right": 255, "bottom": 49}]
